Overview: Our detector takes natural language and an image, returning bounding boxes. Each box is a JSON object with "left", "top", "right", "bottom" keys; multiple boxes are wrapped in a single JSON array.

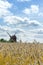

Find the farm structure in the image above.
[{"left": 7, "top": 32, "right": 17, "bottom": 42}]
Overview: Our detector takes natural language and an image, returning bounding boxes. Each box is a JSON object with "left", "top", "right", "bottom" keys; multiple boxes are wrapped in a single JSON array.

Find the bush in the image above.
[{"left": 0, "top": 38, "right": 6, "bottom": 42}]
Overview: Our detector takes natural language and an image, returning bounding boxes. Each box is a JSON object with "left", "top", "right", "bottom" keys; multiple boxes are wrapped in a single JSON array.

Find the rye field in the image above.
[{"left": 0, "top": 42, "right": 43, "bottom": 65}]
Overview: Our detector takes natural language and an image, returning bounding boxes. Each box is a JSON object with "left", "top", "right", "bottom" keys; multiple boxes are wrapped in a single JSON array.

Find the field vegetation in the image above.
[{"left": 0, "top": 42, "right": 43, "bottom": 65}]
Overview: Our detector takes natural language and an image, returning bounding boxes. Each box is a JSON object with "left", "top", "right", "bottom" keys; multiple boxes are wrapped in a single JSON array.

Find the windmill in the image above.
[
  {"left": 0, "top": 27, "right": 25, "bottom": 42},
  {"left": 7, "top": 32, "right": 17, "bottom": 42}
]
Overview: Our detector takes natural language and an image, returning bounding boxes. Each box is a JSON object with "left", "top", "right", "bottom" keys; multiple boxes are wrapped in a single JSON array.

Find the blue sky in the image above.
[{"left": 0, "top": 0, "right": 43, "bottom": 42}]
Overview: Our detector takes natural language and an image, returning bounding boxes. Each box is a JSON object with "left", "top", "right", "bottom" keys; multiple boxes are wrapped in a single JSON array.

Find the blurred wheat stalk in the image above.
[{"left": 0, "top": 42, "right": 43, "bottom": 65}]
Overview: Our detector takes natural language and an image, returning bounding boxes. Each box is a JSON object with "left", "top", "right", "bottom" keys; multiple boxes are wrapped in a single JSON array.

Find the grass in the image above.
[{"left": 0, "top": 42, "right": 43, "bottom": 65}]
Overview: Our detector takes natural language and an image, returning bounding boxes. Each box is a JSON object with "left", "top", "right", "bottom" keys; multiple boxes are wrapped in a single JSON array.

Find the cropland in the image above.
[{"left": 0, "top": 42, "right": 43, "bottom": 65}]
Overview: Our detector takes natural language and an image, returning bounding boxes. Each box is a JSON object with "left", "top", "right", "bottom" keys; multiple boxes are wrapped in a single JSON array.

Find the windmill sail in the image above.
[
  {"left": 6, "top": 32, "right": 11, "bottom": 37},
  {"left": 6, "top": 32, "right": 17, "bottom": 42}
]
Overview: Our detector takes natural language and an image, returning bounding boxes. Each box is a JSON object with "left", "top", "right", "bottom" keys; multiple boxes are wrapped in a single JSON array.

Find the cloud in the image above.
[
  {"left": 0, "top": 0, "right": 12, "bottom": 17},
  {"left": 0, "top": 0, "right": 43, "bottom": 42},
  {"left": 0, "top": 25, "right": 10, "bottom": 40},
  {"left": 23, "top": 8, "right": 31, "bottom": 14},
  {"left": 23, "top": 5, "right": 39, "bottom": 14},
  {"left": 17, "top": 25, "right": 43, "bottom": 42},
  {"left": 17, "top": 0, "right": 31, "bottom": 2},
  {"left": 0, "top": 24, "right": 25, "bottom": 34},
  {"left": 38, "top": 12, "right": 43, "bottom": 16},
  {"left": 13, "top": 28, "right": 25, "bottom": 33},
  {"left": 31, "top": 5, "right": 39, "bottom": 13},
  {"left": 0, "top": 0, "right": 40, "bottom": 27},
  {"left": 0, "top": 0, "right": 12, "bottom": 9},
  {"left": 0, "top": 20, "right": 42, "bottom": 42},
  {"left": 0, "top": 25, "right": 12, "bottom": 32},
  {"left": 37, "top": 30, "right": 43, "bottom": 34},
  {"left": 28, "top": 20, "right": 41, "bottom": 26},
  {"left": 4, "top": 15, "right": 41, "bottom": 32},
  {"left": 0, "top": 24, "right": 26, "bottom": 41},
  {"left": 4, "top": 15, "right": 30, "bottom": 25},
  {"left": 0, "top": 17, "right": 41, "bottom": 42},
  {"left": 4, "top": 16, "right": 24, "bottom": 24}
]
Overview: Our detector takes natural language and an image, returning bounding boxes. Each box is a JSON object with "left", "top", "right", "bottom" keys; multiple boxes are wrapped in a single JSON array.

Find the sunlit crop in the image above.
[{"left": 0, "top": 42, "right": 43, "bottom": 65}]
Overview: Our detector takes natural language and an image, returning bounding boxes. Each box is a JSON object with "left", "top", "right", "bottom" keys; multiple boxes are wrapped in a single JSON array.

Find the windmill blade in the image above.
[{"left": 6, "top": 31, "right": 11, "bottom": 37}]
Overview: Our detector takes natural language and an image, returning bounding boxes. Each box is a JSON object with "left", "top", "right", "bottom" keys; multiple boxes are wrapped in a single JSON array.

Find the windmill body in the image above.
[{"left": 7, "top": 32, "right": 17, "bottom": 42}]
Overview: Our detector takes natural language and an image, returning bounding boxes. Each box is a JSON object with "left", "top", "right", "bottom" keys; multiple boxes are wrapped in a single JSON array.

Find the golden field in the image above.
[{"left": 0, "top": 42, "right": 43, "bottom": 65}]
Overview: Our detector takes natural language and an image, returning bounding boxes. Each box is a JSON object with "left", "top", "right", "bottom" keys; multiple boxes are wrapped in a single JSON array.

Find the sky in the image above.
[{"left": 0, "top": 0, "right": 43, "bottom": 42}]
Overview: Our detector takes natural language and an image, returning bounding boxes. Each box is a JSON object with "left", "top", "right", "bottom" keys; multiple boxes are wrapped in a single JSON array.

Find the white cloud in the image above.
[
  {"left": 23, "top": 5, "right": 39, "bottom": 14},
  {"left": 0, "top": 0, "right": 12, "bottom": 17},
  {"left": 28, "top": 20, "right": 41, "bottom": 26},
  {"left": 0, "top": 25, "right": 12, "bottom": 31},
  {"left": 38, "top": 12, "right": 43, "bottom": 16},
  {"left": 4, "top": 15, "right": 30, "bottom": 25},
  {"left": 0, "top": 0, "right": 12, "bottom": 9},
  {"left": 0, "top": 20, "right": 42, "bottom": 42},
  {"left": 17, "top": 0, "right": 31, "bottom": 2},
  {"left": 4, "top": 14, "right": 41, "bottom": 28},
  {"left": 4, "top": 16, "right": 24, "bottom": 24},
  {"left": 29, "top": 28, "right": 43, "bottom": 34},
  {"left": 23, "top": 8, "right": 31, "bottom": 14},
  {"left": 0, "top": 24, "right": 25, "bottom": 33},
  {"left": 31, "top": 5, "right": 39, "bottom": 13},
  {"left": 14, "top": 28, "right": 25, "bottom": 33},
  {"left": 0, "top": 0, "right": 43, "bottom": 42}
]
